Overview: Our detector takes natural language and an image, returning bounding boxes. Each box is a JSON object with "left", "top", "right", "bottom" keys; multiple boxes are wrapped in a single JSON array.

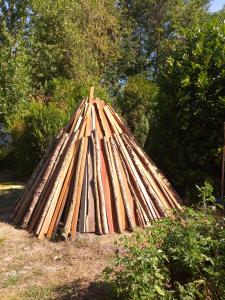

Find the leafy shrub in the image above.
[
  {"left": 146, "top": 14, "right": 225, "bottom": 200},
  {"left": 103, "top": 207, "right": 225, "bottom": 299},
  {"left": 119, "top": 74, "right": 158, "bottom": 146},
  {"left": 8, "top": 100, "right": 68, "bottom": 176},
  {"left": 196, "top": 180, "right": 216, "bottom": 207}
]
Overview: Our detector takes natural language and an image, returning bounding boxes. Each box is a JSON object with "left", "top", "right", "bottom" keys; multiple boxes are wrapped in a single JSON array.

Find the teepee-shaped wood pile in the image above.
[{"left": 13, "top": 88, "right": 182, "bottom": 240}]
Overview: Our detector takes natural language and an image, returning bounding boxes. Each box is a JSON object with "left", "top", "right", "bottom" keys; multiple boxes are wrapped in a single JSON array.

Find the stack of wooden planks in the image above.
[{"left": 12, "top": 87, "right": 182, "bottom": 240}]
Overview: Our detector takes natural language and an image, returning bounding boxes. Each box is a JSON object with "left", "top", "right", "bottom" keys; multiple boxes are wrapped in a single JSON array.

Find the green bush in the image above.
[
  {"left": 2, "top": 81, "right": 111, "bottom": 177},
  {"left": 145, "top": 13, "right": 225, "bottom": 200},
  {"left": 8, "top": 100, "right": 68, "bottom": 177},
  {"left": 119, "top": 74, "right": 158, "bottom": 146},
  {"left": 103, "top": 207, "right": 225, "bottom": 299}
]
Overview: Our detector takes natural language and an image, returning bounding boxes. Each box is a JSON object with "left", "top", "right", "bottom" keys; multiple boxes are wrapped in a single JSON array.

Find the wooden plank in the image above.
[
  {"left": 103, "top": 138, "right": 122, "bottom": 232},
  {"left": 106, "top": 138, "right": 126, "bottom": 231},
  {"left": 13, "top": 136, "right": 61, "bottom": 224},
  {"left": 46, "top": 139, "right": 80, "bottom": 238},
  {"left": 22, "top": 133, "right": 69, "bottom": 228},
  {"left": 119, "top": 157, "right": 145, "bottom": 227},
  {"left": 115, "top": 141, "right": 136, "bottom": 224},
  {"left": 36, "top": 132, "right": 78, "bottom": 238},
  {"left": 110, "top": 137, "right": 135, "bottom": 230},
  {"left": 114, "top": 134, "right": 154, "bottom": 221},
  {"left": 125, "top": 135, "right": 182, "bottom": 209},
  {"left": 103, "top": 106, "right": 122, "bottom": 135},
  {"left": 63, "top": 138, "right": 86, "bottom": 238},
  {"left": 66, "top": 97, "right": 87, "bottom": 134},
  {"left": 12, "top": 135, "right": 57, "bottom": 215},
  {"left": 95, "top": 133, "right": 109, "bottom": 234},
  {"left": 89, "top": 86, "right": 94, "bottom": 102},
  {"left": 95, "top": 105, "right": 104, "bottom": 140},
  {"left": 100, "top": 139, "right": 114, "bottom": 233},
  {"left": 78, "top": 159, "right": 88, "bottom": 232},
  {"left": 85, "top": 138, "right": 95, "bottom": 232},
  {"left": 96, "top": 100, "right": 112, "bottom": 138},
  {"left": 122, "top": 137, "right": 163, "bottom": 218},
  {"left": 91, "top": 133, "right": 102, "bottom": 234},
  {"left": 70, "top": 137, "right": 88, "bottom": 239}
]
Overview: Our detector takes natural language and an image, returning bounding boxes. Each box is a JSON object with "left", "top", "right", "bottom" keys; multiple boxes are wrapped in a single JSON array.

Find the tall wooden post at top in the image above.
[{"left": 89, "top": 86, "right": 94, "bottom": 102}]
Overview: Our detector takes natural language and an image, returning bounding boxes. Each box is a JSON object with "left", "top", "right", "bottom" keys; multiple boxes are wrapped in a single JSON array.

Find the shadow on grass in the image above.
[
  {"left": 0, "top": 183, "right": 24, "bottom": 222},
  {"left": 52, "top": 279, "right": 114, "bottom": 300}
]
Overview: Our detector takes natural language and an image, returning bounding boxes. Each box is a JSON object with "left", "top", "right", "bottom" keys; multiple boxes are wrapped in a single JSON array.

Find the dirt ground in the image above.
[{"left": 0, "top": 178, "right": 118, "bottom": 300}]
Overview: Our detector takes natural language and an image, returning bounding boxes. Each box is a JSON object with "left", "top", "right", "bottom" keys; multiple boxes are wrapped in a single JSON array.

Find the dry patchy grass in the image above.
[{"left": 0, "top": 184, "right": 118, "bottom": 300}]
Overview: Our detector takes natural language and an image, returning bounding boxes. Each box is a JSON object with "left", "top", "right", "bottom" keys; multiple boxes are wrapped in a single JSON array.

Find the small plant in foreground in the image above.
[
  {"left": 196, "top": 180, "right": 216, "bottom": 207},
  {"left": 103, "top": 207, "right": 225, "bottom": 299}
]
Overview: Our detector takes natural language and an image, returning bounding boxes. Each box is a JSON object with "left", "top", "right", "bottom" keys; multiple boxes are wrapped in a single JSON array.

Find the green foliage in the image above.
[
  {"left": 196, "top": 181, "right": 216, "bottom": 206},
  {"left": 118, "top": 0, "right": 210, "bottom": 76},
  {"left": 0, "top": 2, "right": 31, "bottom": 123},
  {"left": 28, "top": 0, "right": 124, "bottom": 89},
  {"left": 3, "top": 273, "right": 20, "bottom": 288},
  {"left": 146, "top": 13, "right": 225, "bottom": 200},
  {"left": 8, "top": 100, "right": 67, "bottom": 176},
  {"left": 0, "top": 0, "right": 120, "bottom": 175},
  {"left": 24, "top": 286, "right": 53, "bottom": 300},
  {"left": 119, "top": 75, "right": 158, "bottom": 146},
  {"left": 103, "top": 207, "right": 225, "bottom": 299}
]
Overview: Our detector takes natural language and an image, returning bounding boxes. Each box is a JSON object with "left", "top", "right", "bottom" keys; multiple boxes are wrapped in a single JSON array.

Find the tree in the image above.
[
  {"left": 118, "top": 0, "right": 210, "bottom": 77},
  {"left": 146, "top": 13, "right": 225, "bottom": 199},
  {"left": 0, "top": 0, "right": 31, "bottom": 123}
]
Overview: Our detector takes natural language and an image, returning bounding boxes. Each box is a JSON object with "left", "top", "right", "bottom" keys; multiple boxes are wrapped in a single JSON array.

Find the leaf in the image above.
[{"left": 154, "top": 285, "right": 165, "bottom": 296}]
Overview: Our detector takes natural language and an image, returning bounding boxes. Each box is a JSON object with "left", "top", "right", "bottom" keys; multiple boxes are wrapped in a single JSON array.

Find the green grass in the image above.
[
  {"left": 2, "top": 274, "right": 20, "bottom": 288},
  {"left": 24, "top": 286, "right": 54, "bottom": 300},
  {"left": 0, "top": 183, "right": 24, "bottom": 208}
]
